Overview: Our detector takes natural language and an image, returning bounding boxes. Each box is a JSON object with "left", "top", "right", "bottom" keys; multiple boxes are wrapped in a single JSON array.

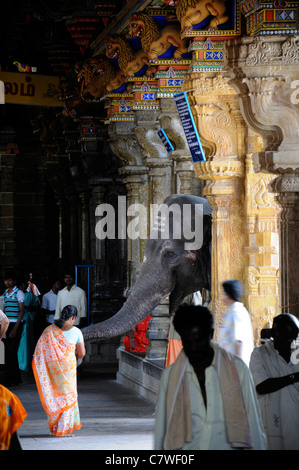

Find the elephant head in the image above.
[{"left": 82, "top": 194, "right": 212, "bottom": 341}]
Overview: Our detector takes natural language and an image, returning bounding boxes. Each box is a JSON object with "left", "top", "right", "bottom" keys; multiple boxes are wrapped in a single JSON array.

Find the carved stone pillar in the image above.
[
  {"left": 245, "top": 154, "right": 280, "bottom": 341},
  {"left": 108, "top": 121, "right": 148, "bottom": 284},
  {"left": 146, "top": 161, "right": 172, "bottom": 361},
  {"left": 184, "top": 73, "right": 247, "bottom": 337},
  {"left": 194, "top": 160, "right": 245, "bottom": 336},
  {"left": 272, "top": 174, "right": 299, "bottom": 316},
  {"left": 91, "top": 184, "right": 106, "bottom": 281},
  {"left": 224, "top": 35, "right": 299, "bottom": 322},
  {"left": 119, "top": 166, "right": 149, "bottom": 287}
]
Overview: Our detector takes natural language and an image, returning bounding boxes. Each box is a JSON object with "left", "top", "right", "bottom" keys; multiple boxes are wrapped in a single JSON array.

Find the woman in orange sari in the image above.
[{"left": 32, "top": 305, "right": 85, "bottom": 437}]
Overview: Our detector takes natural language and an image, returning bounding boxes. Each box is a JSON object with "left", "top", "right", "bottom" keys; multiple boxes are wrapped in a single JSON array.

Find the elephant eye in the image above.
[
  {"left": 162, "top": 246, "right": 179, "bottom": 263},
  {"left": 165, "top": 251, "right": 175, "bottom": 257}
]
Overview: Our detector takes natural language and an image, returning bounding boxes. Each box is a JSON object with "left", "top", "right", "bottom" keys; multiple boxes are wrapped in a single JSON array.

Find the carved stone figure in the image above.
[
  {"left": 82, "top": 194, "right": 212, "bottom": 341},
  {"left": 128, "top": 12, "right": 188, "bottom": 62},
  {"left": 75, "top": 57, "right": 105, "bottom": 92},
  {"left": 59, "top": 78, "right": 83, "bottom": 118},
  {"left": 105, "top": 35, "right": 148, "bottom": 78},
  {"left": 79, "top": 56, "right": 125, "bottom": 99},
  {"left": 176, "top": 0, "right": 229, "bottom": 33}
]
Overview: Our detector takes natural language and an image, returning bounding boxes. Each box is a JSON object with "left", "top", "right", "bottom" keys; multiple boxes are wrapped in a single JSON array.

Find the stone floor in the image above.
[
  {"left": 1, "top": 364, "right": 273, "bottom": 462},
  {"left": 1, "top": 364, "right": 156, "bottom": 451}
]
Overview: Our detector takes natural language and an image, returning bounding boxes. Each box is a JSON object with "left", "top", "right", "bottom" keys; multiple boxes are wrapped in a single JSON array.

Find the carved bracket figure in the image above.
[
  {"left": 128, "top": 12, "right": 188, "bottom": 63},
  {"left": 176, "top": 0, "right": 229, "bottom": 34},
  {"left": 59, "top": 77, "right": 83, "bottom": 118},
  {"left": 77, "top": 56, "right": 125, "bottom": 100},
  {"left": 105, "top": 35, "right": 148, "bottom": 78}
]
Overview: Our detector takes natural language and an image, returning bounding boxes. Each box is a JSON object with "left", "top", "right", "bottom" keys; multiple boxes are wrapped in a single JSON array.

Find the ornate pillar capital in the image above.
[
  {"left": 183, "top": 73, "right": 245, "bottom": 161},
  {"left": 223, "top": 35, "right": 299, "bottom": 174},
  {"left": 271, "top": 173, "right": 299, "bottom": 194},
  {"left": 194, "top": 160, "right": 244, "bottom": 197}
]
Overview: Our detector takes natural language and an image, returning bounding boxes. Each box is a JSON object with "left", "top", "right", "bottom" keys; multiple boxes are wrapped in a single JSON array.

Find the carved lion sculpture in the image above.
[
  {"left": 176, "top": 0, "right": 229, "bottom": 33},
  {"left": 75, "top": 57, "right": 105, "bottom": 93},
  {"left": 59, "top": 77, "right": 83, "bottom": 118},
  {"left": 128, "top": 12, "right": 188, "bottom": 62},
  {"left": 105, "top": 35, "right": 148, "bottom": 77},
  {"left": 79, "top": 56, "right": 125, "bottom": 99}
]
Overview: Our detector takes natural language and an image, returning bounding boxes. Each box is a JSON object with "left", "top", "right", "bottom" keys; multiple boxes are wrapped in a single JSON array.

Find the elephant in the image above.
[{"left": 82, "top": 194, "right": 212, "bottom": 341}]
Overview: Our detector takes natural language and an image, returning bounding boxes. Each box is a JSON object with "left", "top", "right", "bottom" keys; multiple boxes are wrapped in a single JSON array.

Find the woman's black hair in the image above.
[{"left": 54, "top": 305, "right": 78, "bottom": 329}]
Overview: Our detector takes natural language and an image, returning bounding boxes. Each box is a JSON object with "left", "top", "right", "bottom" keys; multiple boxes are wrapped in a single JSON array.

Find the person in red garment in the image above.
[{"left": 124, "top": 316, "right": 152, "bottom": 353}]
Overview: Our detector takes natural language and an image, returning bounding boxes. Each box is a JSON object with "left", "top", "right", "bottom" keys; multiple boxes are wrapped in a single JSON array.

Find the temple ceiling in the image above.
[{"left": 1, "top": 1, "right": 299, "bottom": 153}]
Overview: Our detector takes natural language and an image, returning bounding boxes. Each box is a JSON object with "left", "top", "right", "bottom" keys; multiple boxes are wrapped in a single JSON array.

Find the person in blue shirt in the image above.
[{"left": 2, "top": 272, "right": 25, "bottom": 386}]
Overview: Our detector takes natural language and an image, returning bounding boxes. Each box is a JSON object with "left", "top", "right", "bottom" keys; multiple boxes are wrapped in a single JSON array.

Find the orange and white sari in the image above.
[{"left": 32, "top": 324, "right": 81, "bottom": 436}]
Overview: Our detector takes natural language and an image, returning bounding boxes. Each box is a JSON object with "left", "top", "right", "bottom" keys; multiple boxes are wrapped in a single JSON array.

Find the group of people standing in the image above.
[
  {"left": 155, "top": 279, "right": 299, "bottom": 450},
  {"left": 0, "top": 270, "right": 87, "bottom": 386},
  {"left": 0, "top": 270, "right": 88, "bottom": 447},
  {"left": 1, "top": 275, "right": 299, "bottom": 450}
]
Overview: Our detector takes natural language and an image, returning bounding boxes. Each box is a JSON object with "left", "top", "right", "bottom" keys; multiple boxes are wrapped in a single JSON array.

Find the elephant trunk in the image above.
[{"left": 82, "top": 262, "right": 173, "bottom": 341}]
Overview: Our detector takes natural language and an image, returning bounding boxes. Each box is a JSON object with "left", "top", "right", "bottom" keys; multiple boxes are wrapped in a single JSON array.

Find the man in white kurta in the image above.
[
  {"left": 154, "top": 304, "right": 266, "bottom": 451},
  {"left": 154, "top": 345, "right": 266, "bottom": 450},
  {"left": 250, "top": 314, "right": 299, "bottom": 450}
]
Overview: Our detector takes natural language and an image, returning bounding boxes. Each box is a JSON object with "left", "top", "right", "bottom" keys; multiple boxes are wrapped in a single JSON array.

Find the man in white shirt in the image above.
[
  {"left": 42, "top": 279, "right": 62, "bottom": 326},
  {"left": 218, "top": 279, "right": 254, "bottom": 367},
  {"left": 54, "top": 272, "right": 87, "bottom": 328},
  {"left": 154, "top": 304, "right": 266, "bottom": 450},
  {"left": 250, "top": 314, "right": 299, "bottom": 450}
]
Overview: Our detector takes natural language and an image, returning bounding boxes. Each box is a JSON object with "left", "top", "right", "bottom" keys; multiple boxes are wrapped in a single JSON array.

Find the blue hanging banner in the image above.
[
  {"left": 157, "top": 128, "right": 174, "bottom": 153},
  {"left": 174, "top": 92, "right": 206, "bottom": 163}
]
